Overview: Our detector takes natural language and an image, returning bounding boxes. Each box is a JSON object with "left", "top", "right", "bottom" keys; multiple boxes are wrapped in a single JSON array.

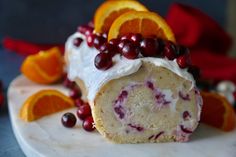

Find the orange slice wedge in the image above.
[
  {"left": 108, "top": 11, "right": 176, "bottom": 42},
  {"left": 20, "top": 90, "right": 74, "bottom": 122},
  {"left": 21, "top": 47, "right": 64, "bottom": 84},
  {"left": 200, "top": 91, "right": 236, "bottom": 131},
  {"left": 94, "top": 0, "right": 148, "bottom": 33}
]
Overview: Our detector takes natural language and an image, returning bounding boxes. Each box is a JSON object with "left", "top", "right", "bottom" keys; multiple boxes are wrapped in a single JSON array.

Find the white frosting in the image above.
[{"left": 65, "top": 32, "right": 195, "bottom": 102}]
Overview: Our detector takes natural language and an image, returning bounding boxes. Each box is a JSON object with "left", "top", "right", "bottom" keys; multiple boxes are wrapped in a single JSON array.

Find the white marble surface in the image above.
[{"left": 8, "top": 75, "right": 236, "bottom": 157}]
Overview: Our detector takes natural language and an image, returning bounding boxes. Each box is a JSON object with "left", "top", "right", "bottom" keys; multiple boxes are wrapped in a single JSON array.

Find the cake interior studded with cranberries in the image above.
[{"left": 92, "top": 62, "right": 201, "bottom": 143}]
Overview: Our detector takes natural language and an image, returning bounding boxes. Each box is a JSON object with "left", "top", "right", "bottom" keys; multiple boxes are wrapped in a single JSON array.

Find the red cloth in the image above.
[
  {"left": 191, "top": 50, "right": 236, "bottom": 83},
  {"left": 2, "top": 37, "right": 64, "bottom": 55},
  {"left": 166, "top": 3, "right": 236, "bottom": 83},
  {"left": 166, "top": 3, "right": 232, "bottom": 54}
]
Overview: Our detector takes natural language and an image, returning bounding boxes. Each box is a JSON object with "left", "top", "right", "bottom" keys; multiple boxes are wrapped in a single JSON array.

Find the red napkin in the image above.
[
  {"left": 191, "top": 50, "right": 236, "bottom": 83},
  {"left": 166, "top": 3, "right": 232, "bottom": 55},
  {"left": 166, "top": 3, "right": 236, "bottom": 83},
  {"left": 2, "top": 37, "right": 64, "bottom": 56}
]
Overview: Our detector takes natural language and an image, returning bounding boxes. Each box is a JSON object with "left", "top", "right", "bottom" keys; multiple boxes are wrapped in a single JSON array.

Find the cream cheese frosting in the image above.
[{"left": 65, "top": 32, "right": 195, "bottom": 102}]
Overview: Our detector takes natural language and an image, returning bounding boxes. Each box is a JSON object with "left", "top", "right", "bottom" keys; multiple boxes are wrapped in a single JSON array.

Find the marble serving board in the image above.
[{"left": 8, "top": 75, "right": 236, "bottom": 157}]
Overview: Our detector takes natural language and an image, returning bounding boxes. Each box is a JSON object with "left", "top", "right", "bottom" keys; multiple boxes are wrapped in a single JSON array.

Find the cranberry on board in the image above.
[
  {"left": 75, "top": 98, "right": 84, "bottom": 108},
  {"left": 76, "top": 104, "right": 92, "bottom": 120},
  {"left": 69, "top": 87, "right": 82, "bottom": 99},
  {"left": 63, "top": 77, "right": 76, "bottom": 89},
  {"left": 83, "top": 116, "right": 95, "bottom": 132},
  {"left": 61, "top": 112, "right": 77, "bottom": 128},
  {"left": 94, "top": 52, "right": 113, "bottom": 70}
]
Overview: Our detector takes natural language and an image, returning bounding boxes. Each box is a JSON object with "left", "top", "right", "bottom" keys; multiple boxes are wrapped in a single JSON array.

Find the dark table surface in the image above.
[{"left": 0, "top": 48, "right": 25, "bottom": 157}]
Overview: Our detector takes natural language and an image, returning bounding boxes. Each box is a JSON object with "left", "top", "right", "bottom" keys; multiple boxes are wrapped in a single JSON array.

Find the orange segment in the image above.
[
  {"left": 21, "top": 47, "right": 64, "bottom": 84},
  {"left": 108, "top": 11, "right": 176, "bottom": 42},
  {"left": 200, "top": 91, "right": 236, "bottom": 131},
  {"left": 19, "top": 90, "right": 75, "bottom": 122},
  {"left": 94, "top": 0, "right": 148, "bottom": 33}
]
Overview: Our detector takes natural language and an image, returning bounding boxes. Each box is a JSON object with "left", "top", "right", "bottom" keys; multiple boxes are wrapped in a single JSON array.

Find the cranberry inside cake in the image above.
[{"left": 93, "top": 62, "right": 201, "bottom": 143}]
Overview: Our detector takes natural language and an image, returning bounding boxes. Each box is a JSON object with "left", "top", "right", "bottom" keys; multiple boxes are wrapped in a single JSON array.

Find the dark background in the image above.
[{"left": 0, "top": 0, "right": 227, "bottom": 44}]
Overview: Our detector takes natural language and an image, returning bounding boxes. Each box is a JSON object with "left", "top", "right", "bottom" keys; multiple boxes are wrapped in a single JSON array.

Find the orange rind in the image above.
[
  {"left": 21, "top": 47, "right": 64, "bottom": 84},
  {"left": 94, "top": 0, "right": 148, "bottom": 33},
  {"left": 108, "top": 11, "right": 176, "bottom": 42},
  {"left": 19, "top": 90, "right": 74, "bottom": 122}
]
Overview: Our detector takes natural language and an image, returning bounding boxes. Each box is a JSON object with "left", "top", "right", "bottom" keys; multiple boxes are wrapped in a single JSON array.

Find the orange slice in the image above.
[
  {"left": 19, "top": 90, "right": 74, "bottom": 122},
  {"left": 21, "top": 47, "right": 64, "bottom": 84},
  {"left": 94, "top": 0, "right": 148, "bottom": 33},
  {"left": 200, "top": 91, "right": 236, "bottom": 131},
  {"left": 108, "top": 11, "right": 176, "bottom": 42}
]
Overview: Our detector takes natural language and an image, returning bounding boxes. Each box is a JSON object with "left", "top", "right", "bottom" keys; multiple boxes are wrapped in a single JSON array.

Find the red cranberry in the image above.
[
  {"left": 86, "top": 34, "right": 96, "bottom": 47},
  {"left": 109, "top": 38, "right": 120, "bottom": 47},
  {"left": 99, "top": 43, "right": 118, "bottom": 57},
  {"left": 177, "top": 54, "right": 191, "bottom": 69},
  {"left": 61, "top": 112, "right": 77, "bottom": 128},
  {"left": 83, "top": 116, "right": 95, "bottom": 132},
  {"left": 130, "top": 33, "right": 143, "bottom": 45},
  {"left": 183, "top": 111, "right": 191, "bottom": 120},
  {"left": 78, "top": 25, "right": 93, "bottom": 36},
  {"left": 63, "top": 77, "right": 76, "bottom": 89},
  {"left": 163, "top": 41, "right": 177, "bottom": 60},
  {"left": 102, "top": 33, "right": 108, "bottom": 39},
  {"left": 118, "top": 39, "right": 131, "bottom": 53},
  {"left": 99, "top": 43, "right": 112, "bottom": 52},
  {"left": 73, "top": 37, "right": 83, "bottom": 47},
  {"left": 146, "top": 81, "right": 154, "bottom": 90},
  {"left": 128, "top": 123, "right": 144, "bottom": 132},
  {"left": 121, "top": 42, "right": 140, "bottom": 59},
  {"left": 93, "top": 35, "right": 106, "bottom": 50},
  {"left": 77, "top": 104, "right": 92, "bottom": 120},
  {"left": 187, "top": 65, "right": 201, "bottom": 80},
  {"left": 75, "top": 98, "right": 84, "bottom": 108},
  {"left": 140, "top": 38, "right": 159, "bottom": 57},
  {"left": 120, "top": 33, "right": 133, "bottom": 41},
  {"left": 94, "top": 52, "right": 113, "bottom": 70},
  {"left": 69, "top": 87, "right": 82, "bottom": 99}
]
